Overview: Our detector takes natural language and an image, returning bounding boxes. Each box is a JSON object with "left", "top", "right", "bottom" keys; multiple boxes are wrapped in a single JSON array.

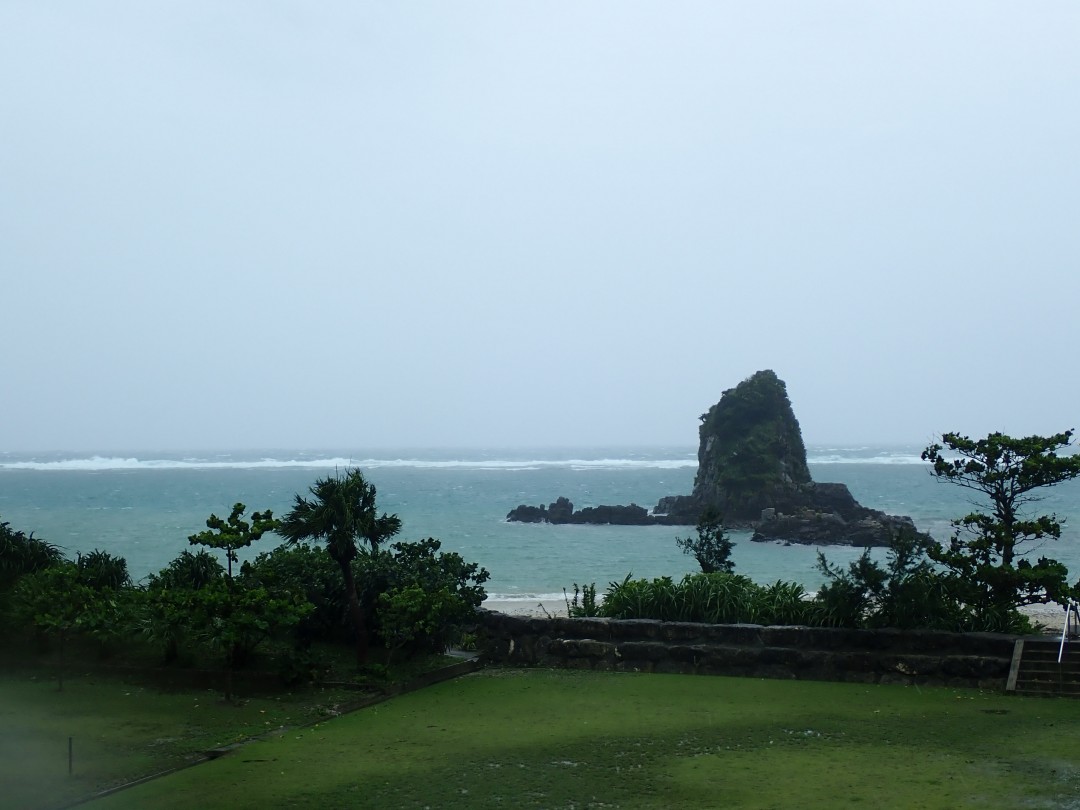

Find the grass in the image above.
[
  {"left": 0, "top": 666, "right": 361, "bottom": 810},
  {"left": 50, "top": 669, "right": 1080, "bottom": 810}
]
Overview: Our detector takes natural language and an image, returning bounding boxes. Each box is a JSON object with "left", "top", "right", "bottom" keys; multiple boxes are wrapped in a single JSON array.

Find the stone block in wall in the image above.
[
  {"left": 555, "top": 638, "right": 615, "bottom": 659},
  {"left": 702, "top": 624, "right": 765, "bottom": 646},
  {"left": 668, "top": 645, "right": 710, "bottom": 666},
  {"left": 833, "top": 651, "right": 874, "bottom": 672},
  {"left": 615, "top": 641, "right": 670, "bottom": 663},
  {"left": 563, "top": 656, "right": 596, "bottom": 671},
  {"left": 704, "top": 645, "right": 762, "bottom": 670},
  {"left": 759, "top": 626, "right": 809, "bottom": 648},
  {"left": 661, "top": 623, "right": 710, "bottom": 643},
  {"left": 608, "top": 619, "right": 664, "bottom": 641},
  {"left": 941, "top": 655, "right": 1008, "bottom": 680},
  {"left": 758, "top": 646, "right": 803, "bottom": 667},
  {"left": 879, "top": 654, "right": 940, "bottom": 679},
  {"left": 554, "top": 617, "right": 612, "bottom": 640}
]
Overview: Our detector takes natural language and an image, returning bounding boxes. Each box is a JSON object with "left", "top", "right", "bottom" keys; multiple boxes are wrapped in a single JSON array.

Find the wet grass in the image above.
[
  {"left": 74, "top": 669, "right": 1080, "bottom": 810},
  {"left": 0, "top": 668, "right": 361, "bottom": 810}
]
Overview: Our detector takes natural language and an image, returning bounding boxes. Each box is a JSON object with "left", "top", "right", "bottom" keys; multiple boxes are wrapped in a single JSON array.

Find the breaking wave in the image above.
[
  {"left": 0, "top": 455, "right": 699, "bottom": 472},
  {"left": 1, "top": 445, "right": 933, "bottom": 472}
]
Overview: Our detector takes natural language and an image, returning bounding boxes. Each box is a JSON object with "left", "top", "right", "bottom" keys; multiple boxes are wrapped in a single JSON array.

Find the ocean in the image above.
[{"left": 2, "top": 445, "right": 1079, "bottom": 606}]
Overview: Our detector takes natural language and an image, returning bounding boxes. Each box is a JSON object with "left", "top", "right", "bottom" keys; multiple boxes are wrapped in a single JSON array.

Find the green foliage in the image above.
[
  {"left": 675, "top": 507, "right": 735, "bottom": 574},
  {"left": 140, "top": 586, "right": 196, "bottom": 663},
  {"left": 0, "top": 517, "right": 63, "bottom": 589},
  {"left": 599, "top": 572, "right": 820, "bottom": 625},
  {"left": 923, "top": 430, "right": 1080, "bottom": 623},
  {"left": 377, "top": 585, "right": 457, "bottom": 660},
  {"left": 816, "top": 531, "right": 965, "bottom": 629},
  {"left": 147, "top": 549, "right": 225, "bottom": 590},
  {"left": 278, "top": 469, "right": 403, "bottom": 664},
  {"left": 142, "top": 546, "right": 314, "bottom": 694},
  {"left": 361, "top": 537, "right": 490, "bottom": 653},
  {"left": 241, "top": 543, "right": 348, "bottom": 642},
  {"left": 697, "top": 369, "right": 811, "bottom": 494},
  {"left": 756, "top": 580, "right": 814, "bottom": 625},
  {"left": 189, "top": 502, "right": 277, "bottom": 579},
  {"left": 186, "top": 580, "right": 313, "bottom": 669},
  {"left": 12, "top": 563, "right": 98, "bottom": 636},
  {"left": 564, "top": 582, "right": 600, "bottom": 617},
  {"left": 76, "top": 548, "right": 131, "bottom": 590},
  {"left": 10, "top": 562, "right": 132, "bottom": 676},
  {"left": 278, "top": 469, "right": 402, "bottom": 563},
  {"left": 242, "top": 536, "right": 491, "bottom": 657}
]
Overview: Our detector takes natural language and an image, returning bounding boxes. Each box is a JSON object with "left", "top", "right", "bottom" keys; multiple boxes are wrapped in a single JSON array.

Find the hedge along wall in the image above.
[{"left": 475, "top": 612, "right": 1019, "bottom": 690}]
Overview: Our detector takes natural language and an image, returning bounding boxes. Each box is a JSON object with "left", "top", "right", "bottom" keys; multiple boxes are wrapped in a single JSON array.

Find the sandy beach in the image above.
[{"left": 483, "top": 598, "right": 568, "bottom": 618}]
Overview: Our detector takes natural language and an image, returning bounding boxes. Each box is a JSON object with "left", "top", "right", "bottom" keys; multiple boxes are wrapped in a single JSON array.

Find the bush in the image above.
[
  {"left": 241, "top": 543, "right": 348, "bottom": 643},
  {"left": 598, "top": 572, "right": 818, "bottom": 625},
  {"left": 815, "top": 531, "right": 968, "bottom": 630},
  {"left": 564, "top": 583, "right": 600, "bottom": 618},
  {"left": 360, "top": 538, "right": 490, "bottom": 653},
  {"left": 76, "top": 549, "right": 131, "bottom": 590},
  {"left": 0, "top": 517, "right": 63, "bottom": 590},
  {"left": 147, "top": 549, "right": 224, "bottom": 590}
]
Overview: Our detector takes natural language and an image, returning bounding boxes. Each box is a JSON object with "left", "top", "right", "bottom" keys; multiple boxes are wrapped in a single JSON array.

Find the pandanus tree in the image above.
[
  {"left": 278, "top": 469, "right": 401, "bottom": 665},
  {"left": 0, "top": 518, "right": 63, "bottom": 589}
]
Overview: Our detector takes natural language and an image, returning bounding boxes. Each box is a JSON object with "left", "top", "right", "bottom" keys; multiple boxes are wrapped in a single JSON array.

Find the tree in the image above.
[
  {"left": 277, "top": 469, "right": 401, "bottom": 665},
  {"left": 76, "top": 549, "right": 131, "bottom": 590},
  {"left": 0, "top": 517, "right": 63, "bottom": 589},
  {"left": 148, "top": 549, "right": 224, "bottom": 591},
  {"left": 188, "top": 503, "right": 277, "bottom": 580},
  {"left": 12, "top": 563, "right": 117, "bottom": 690},
  {"left": 363, "top": 538, "right": 490, "bottom": 653},
  {"left": 676, "top": 507, "right": 734, "bottom": 574},
  {"left": 922, "top": 430, "right": 1080, "bottom": 627},
  {"left": 187, "top": 503, "right": 281, "bottom": 699}
]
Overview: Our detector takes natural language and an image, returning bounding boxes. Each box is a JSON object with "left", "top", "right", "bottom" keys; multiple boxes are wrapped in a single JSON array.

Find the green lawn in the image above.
[
  {"left": 0, "top": 669, "right": 357, "bottom": 810},
  {"left": 60, "top": 669, "right": 1080, "bottom": 810}
]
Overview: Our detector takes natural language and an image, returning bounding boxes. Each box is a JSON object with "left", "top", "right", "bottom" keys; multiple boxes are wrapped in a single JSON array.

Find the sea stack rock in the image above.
[
  {"left": 654, "top": 370, "right": 927, "bottom": 546},
  {"left": 507, "top": 369, "right": 929, "bottom": 547}
]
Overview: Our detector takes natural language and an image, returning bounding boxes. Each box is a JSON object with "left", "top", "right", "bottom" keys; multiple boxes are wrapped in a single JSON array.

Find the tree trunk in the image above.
[{"left": 337, "top": 557, "right": 368, "bottom": 666}]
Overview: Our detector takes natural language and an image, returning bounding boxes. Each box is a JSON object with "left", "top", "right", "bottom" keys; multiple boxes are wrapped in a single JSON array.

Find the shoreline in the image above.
[{"left": 483, "top": 599, "right": 1070, "bottom": 632}]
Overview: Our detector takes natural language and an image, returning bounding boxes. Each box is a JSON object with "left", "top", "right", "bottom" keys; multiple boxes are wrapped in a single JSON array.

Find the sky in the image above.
[{"left": 2, "top": 2, "right": 1078, "bottom": 452}]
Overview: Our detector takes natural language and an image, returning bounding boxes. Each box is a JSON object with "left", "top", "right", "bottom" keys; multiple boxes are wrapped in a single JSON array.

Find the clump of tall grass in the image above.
[{"left": 598, "top": 573, "right": 821, "bottom": 625}]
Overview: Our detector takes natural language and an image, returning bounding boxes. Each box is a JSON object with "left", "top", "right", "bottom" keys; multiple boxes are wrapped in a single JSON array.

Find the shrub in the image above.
[
  {"left": 675, "top": 507, "right": 735, "bottom": 574},
  {"left": 598, "top": 572, "right": 810, "bottom": 625},
  {"left": 564, "top": 583, "right": 600, "bottom": 618},
  {"left": 361, "top": 538, "right": 490, "bottom": 653}
]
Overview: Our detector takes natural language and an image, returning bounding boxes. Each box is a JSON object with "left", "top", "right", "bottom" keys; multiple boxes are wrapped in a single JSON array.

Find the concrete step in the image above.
[{"left": 1008, "top": 639, "right": 1080, "bottom": 698}]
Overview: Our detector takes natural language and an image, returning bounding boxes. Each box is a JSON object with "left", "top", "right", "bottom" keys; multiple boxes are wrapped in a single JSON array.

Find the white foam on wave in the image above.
[
  {"left": 2, "top": 447, "right": 936, "bottom": 471},
  {"left": 807, "top": 453, "right": 928, "bottom": 465},
  {"left": 1, "top": 456, "right": 364, "bottom": 472},
  {"left": 0, "top": 455, "right": 698, "bottom": 472}
]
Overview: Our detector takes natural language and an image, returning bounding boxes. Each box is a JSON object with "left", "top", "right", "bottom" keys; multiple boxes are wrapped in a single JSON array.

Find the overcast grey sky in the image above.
[{"left": 2, "top": 2, "right": 1078, "bottom": 452}]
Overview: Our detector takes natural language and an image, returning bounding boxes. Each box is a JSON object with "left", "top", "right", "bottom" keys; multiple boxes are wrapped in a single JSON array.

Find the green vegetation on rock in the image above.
[{"left": 696, "top": 369, "right": 811, "bottom": 498}]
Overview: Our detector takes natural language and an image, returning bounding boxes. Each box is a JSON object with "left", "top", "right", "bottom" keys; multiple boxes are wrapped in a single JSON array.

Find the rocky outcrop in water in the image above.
[
  {"left": 507, "top": 370, "right": 930, "bottom": 547},
  {"left": 506, "top": 497, "right": 678, "bottom": 526}
]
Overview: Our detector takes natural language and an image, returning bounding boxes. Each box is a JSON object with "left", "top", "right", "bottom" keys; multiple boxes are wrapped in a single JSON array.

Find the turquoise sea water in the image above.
[{"left": 2, "top": 446, "right": 1079, "bottom": 604}]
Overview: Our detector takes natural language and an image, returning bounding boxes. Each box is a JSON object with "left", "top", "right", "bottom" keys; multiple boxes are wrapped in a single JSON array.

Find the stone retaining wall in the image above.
[{"left": 476, "top": 612, "right": 1018, "bottom": 690}]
